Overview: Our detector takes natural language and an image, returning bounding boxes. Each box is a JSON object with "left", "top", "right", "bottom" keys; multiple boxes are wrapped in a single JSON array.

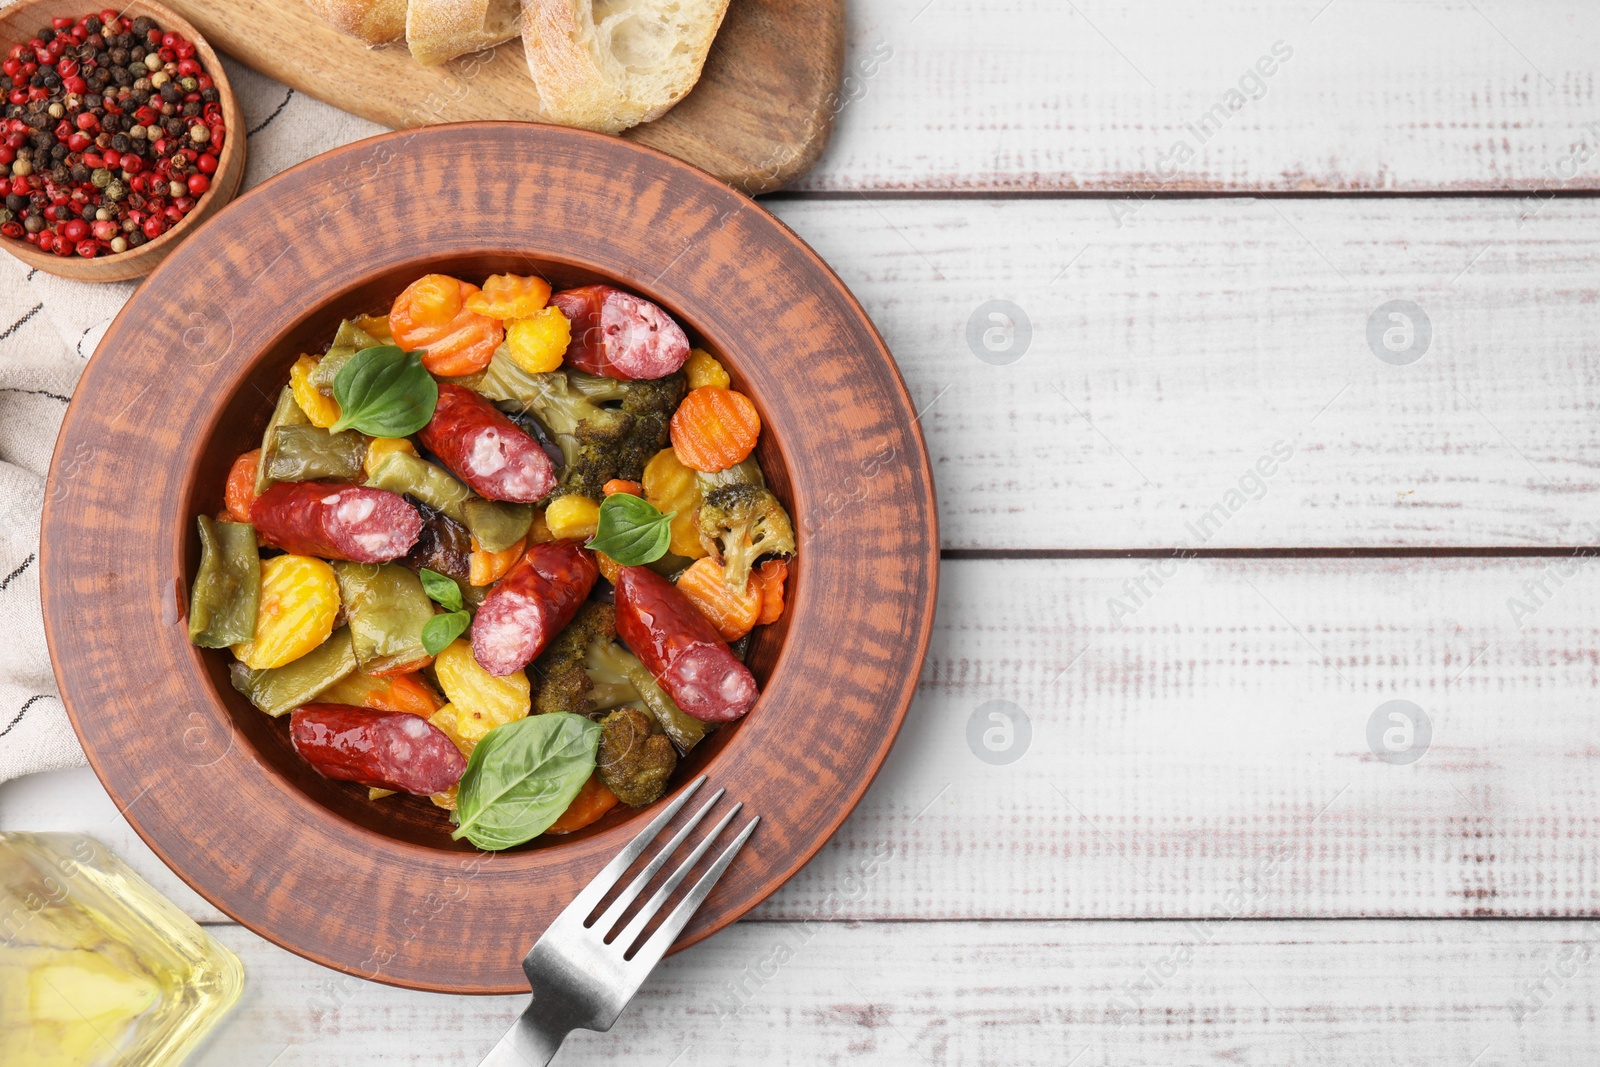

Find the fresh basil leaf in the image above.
[
  {"left": 421, "top": 610, "right": 470, "bottom": 655},
  {"left": 329, "top": 346, "right": 439, "bottom": 437},
  {"left": 418, "top": 567, "right": 464, "bottom": 612},
  {"left": 586, "top": 493, "right": 673, "bottom": 566},
  {"left": 451, "top": 713, "right": 601, "bottom": 850}
]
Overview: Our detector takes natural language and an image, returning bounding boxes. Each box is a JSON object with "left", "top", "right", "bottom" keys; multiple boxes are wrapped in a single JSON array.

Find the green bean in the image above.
[{"left": 188, "top": 516, "right": 259, "bottom": 648}]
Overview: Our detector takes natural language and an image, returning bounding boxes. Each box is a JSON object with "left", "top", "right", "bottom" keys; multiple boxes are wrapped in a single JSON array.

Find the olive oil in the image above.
[{"left": 0, "top": 833, "right": 243, "bottom": 1066}]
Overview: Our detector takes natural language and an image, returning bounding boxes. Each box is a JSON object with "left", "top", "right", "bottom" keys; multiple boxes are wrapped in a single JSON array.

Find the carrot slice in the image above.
[
  {"left": 223, "top": 449, "right": 260, "bottom": 523},
  {"left": 546, "top": 774, "right": 619, "bottom": 835},
  {"left": 674, "top": 556, "right": 762, "bottom": 640},
  {"left": 470, "top": 537, "right": 525, "bottom": 587},
  {"left": 669, "top": 387, "right": 760, "bottom": 473},
  {"left": 602, "top": 479, "right": 643, "bottom": 498},
  {"left": 389, "top": 274, "right": 504, "bottom": 377},
  {"left": 754, "top": 559, "right": 788, "bottom": 625}
]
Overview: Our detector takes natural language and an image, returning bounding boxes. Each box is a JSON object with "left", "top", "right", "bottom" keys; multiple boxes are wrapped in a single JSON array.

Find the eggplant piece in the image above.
[
  {"left": 264, "top": 424, "right": 371, "bottom": 483},
  {"left": 400, "top": 500, "right": 473, "bottom": 584},
  {"left": 253, "top": 385, "right": 310, "bottom": 496},
  {"left": 230, "top": 627, "right": 357, "bottom": 717},
  {"left": 333, "top": 562, "right": 435, "bottom": 675},
  {"left": 365, "top": 451, "right": 471, "bottom": 524},
  {"left": 583, "top": 638, "right": 710, "bottom": 755},
  {"left": 189, "top": 516, "right": 260, "bottom": 648},
  {"left": 461, "top": 498, "right": 533, "bottom": 553}
]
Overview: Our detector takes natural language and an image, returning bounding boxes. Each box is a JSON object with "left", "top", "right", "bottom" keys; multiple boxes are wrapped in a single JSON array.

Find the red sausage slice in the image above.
[
  {"left": 250, "top": 481, "right": 421, "bottom": 562},
  {"left": 470, "top": 540, "right": 598, "bottom": 676},
  {"left": 290, "top": 703, "right": 466, "bottom": 795},
  {"left": 614, "top": 566, "right": 758, "bottom": 722},
  {"left": 419, "top": 383, "right": 556, "bottom": 503},
  {"left": 549, "top": 284, "right": 690, "bottom": 381}
]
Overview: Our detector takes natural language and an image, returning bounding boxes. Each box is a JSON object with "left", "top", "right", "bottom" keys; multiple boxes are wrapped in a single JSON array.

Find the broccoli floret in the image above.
[
  {"left": 531, "top": 601, "right": 619, "bottom": 717},
  {"left": 597, "top": 705, "right": 677, "bottom": 807},
  {"left": 696, "top": 483, "right": 796, "bottom": 590},
  {"left": 476, "top": 356, "right": 683, "bottom": 500}
]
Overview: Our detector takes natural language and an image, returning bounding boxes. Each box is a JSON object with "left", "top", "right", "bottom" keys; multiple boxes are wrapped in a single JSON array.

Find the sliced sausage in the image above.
[
  {"left": 290, "top": 703, "right": 466, "bottom": 795},
  {"left": 419, "top": 383, "right": 556, "bottom": 503},
  {"left": 614, "top": 566, "right": 758, "bottom": 722},
  {"left": 549, "top": 284, "right": 690, "bottom": 381},
  {"left": 471, "top": 540, "right": 598, "bottom": 676},
  {"left": 251, "top": 481, "right": 421, "bottom": 563}
]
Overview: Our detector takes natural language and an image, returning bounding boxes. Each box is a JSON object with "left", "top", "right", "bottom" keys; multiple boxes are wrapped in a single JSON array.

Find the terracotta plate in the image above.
[{"left": 40, "top": 124, "right": 938, "bottom": 994}]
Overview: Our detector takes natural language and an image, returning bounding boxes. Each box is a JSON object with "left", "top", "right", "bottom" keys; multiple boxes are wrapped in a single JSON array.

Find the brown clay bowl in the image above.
[
  {"left": 0, "top": 0, "right": 245, "bottom": 282},
  {"left": 41, "top": 123, "right": 938, "bottom": 993}
]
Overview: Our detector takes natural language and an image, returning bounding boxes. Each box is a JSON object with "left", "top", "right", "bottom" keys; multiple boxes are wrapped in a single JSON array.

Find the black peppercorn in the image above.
[
  {"left": 4, "top": 194, "right": 24, "bottom": 213},
  {"left": 200, "top": 88, "right": 219, "bottom": 104},
  {"left": 83, "top": 15, "right": 101, "bottom": 33},
  {"left": 99, "top": 114, "right": 119, "bottom": 133},
  {"left": 50, "top": 143, "right": 67, "bottom": 161},
  {"left": 69, "top": 163, "right": 89, "bottom": 183},
  {"left": 163, "top": 116, "right": 182, "bottom": 136},
  {"left": 159, "top": 83, "right": 180, "bottom": 103},
  {"left": 132, "top": 16, "right": 154, "bottom": 35},
  {"left": 130, "top": 87, "right": 149, "bottom": 104},
  {"left": 181, "top": 102, "right": 199, "bottom": 118},
  {"left": 127, "top": 229, "right": 146, "bottom": 248},
  {"left": 110, "top": 133, "right": 130, "bottom": 152},
  {"left": 36, "top": 27, "right": 55, "bottom": 43}
]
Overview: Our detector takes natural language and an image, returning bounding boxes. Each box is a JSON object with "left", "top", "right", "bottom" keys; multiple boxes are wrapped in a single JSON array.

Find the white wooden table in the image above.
[{"left": 8, "top": 1, "right": 1600, "bottom": 1062}]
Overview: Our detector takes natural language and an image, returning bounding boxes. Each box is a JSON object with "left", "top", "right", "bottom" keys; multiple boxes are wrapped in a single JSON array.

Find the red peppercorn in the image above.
[
  {"left": 195, "top": 73, "right": 212, "bottom": 91},
  {"left": 0, "top": 221, "right": 22, "bottom": 239},
  {"left": 92, "top": 219, "right": 116, "bottom": 240},
  {"left": 142, "top": 215, "right": 165, "bottom": 239},
  {"left": 130, "top": 174, "right": 149, "bottom": 193},
  {"left": 10, "top": 176, "right": 30, "bottom": 194},
  {"left": 185, "top": 172, "right": 209, "bottom": 195},
  {"left": 196, "top": 152, "right": 217, "bottom": 175},
  {"left": 1, "top": 58, "right": 18, "bottom": 77},
  {"left": 157, "top": 47, "right": 175, "bottom": 63},
  {"left": 61, "top": 219, "right": 88, "bottom": 243},
  {"left": 62, "top": 74, "right": 85, "bottom": 94},
  {"left": 57, "top": 57, "right": 78, "bottom": 77},
  {"left": 75, "top": 239, "right": 98, "bottom": 258},
  {"left": 0, "top": 146, "right": 12, "bottom": 166},
  {"left": 163, "top": 205, "right": 182, "bottom": 222},
  {"left": 53, "top": 237, "right": 75, "bottom": 257},
  {"left": 82, "top": 151, "right": 103, "bottom": 168},
  {"left": 74, "top": 111, "right": 98, "bottom": 132},
  {"left": 0, "top": 179, "right": 9, "bottom": 196},
  {"left": 177, "top": 58, "right": 200, "bottom": 77},
  {"left": 51, "top": 16, "right": 73, "bottom": 29},
  {"left": 8, "top": 89, "right": 29, "bottom": 106},
  {"left": 121, "top": 155, "right": 144, "bottom": 175},
  {"left": 101, "top": 9, "right": 120, "bottom": 25},
  {"left": 27, "top": 85, "right": 48, "bottom": 102},
  {"left": 36, "top": 232, "right": 54, "bottom": 252},
  {"left": 66, "top": 131, "right": 90, "bottom": 152}
]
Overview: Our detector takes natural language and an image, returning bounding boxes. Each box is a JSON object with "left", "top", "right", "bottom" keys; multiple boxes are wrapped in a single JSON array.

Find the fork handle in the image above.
[{"left": 476, "top": 1006, "right": 569, "bottom": 1067}]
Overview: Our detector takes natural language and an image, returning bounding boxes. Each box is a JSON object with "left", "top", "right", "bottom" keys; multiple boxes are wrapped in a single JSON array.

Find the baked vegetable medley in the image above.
[{"left": 186, "top": 273, "right": 795, "bottom": 850}]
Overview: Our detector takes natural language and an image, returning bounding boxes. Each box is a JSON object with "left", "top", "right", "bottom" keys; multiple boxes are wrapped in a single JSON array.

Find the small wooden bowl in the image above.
[
  {"left": 0, "top": 0, "right": 245, "bottom": 282},
  {"left": 42, "top": 124, "right": 939, "bottom": 993}
]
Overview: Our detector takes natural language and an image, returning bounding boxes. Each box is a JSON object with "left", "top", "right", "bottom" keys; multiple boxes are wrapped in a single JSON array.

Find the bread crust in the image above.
[
  {"left": 306, "top": 0, "right": 407, "bottom": 44},
  {"left": 522, "top": 0, "right": 731, "bottom": 134},
  {"left": 408, "top": 0, "right": 522, "bottom": 66}
]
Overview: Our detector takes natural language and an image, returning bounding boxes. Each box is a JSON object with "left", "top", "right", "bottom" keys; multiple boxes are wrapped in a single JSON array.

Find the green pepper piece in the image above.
[
  {"left": 263, "top": 424, "right": 372, "bottom": 483},
  {"left": 695, "top": 457, "right": 765, "bottom": 493},
  {"left": 461, "top": 498, "right": 533, "bottom": 553},
  {"left": 622, "top": 658, "right": 709, "bottom": 755},
  {"left": 364, "top": 451, "right": 471, "bottom": 523},
  {"left": 254, "top": 384, "right": 310, "bottom": 496},
  {"left": 229, "top": 627, "right": 358, "bottom": 717},
  {"left": 188, "top": 516, "right": 260, "bottom": 648},
  {"left": 308, "top": 320, "right": 383, "bottom": 391},
  {"left": 333, "top": 562, "right": 435, "bottom": 675}
]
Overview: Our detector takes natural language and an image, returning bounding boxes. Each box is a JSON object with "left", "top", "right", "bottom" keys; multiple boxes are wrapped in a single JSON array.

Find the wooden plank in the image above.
[
  {"left": 188, "top": 919, "right": 1600, "bottom": 1065},
  {"left": 802, "top": 0, "right": 1600, "bottom": 192},
  {"left": 767, "top": 196, "right": 1600, "bottom": 549},
  {"left": 9, "top": 558, "right": 1600, "bottom": 921}
]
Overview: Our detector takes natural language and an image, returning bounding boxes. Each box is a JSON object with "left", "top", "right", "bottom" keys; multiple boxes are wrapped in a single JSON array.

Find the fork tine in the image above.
[
  {"left": 613, "top": 802, "right": 743, "bottom": 953},
  {"left": 552, "top": 774, "right": 707, "bottom": 928},
  {"left": 592, "top": 787, "right": 726, "bottom": 934},
  {"left": 627, "top": 816, "right": 760, "bottom": 974}
]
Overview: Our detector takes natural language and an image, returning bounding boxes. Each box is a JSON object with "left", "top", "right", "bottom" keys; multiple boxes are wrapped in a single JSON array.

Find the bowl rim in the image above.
[
  {"left": 0, "top": 0, "right": 247, "bottom": 279},
  {"left": 41, "top": 121, "right": 939, "bottom": 993}
]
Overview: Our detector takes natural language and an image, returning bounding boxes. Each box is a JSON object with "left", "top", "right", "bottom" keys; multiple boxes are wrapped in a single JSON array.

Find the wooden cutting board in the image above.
[{"left": 160, "top": 0, "right": 843, "bottom": 194}]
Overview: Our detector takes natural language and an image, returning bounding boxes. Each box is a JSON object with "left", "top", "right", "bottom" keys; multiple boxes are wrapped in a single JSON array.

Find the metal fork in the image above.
[{"left": 477, "top": 775, "right": 758, "bottom": 1066}]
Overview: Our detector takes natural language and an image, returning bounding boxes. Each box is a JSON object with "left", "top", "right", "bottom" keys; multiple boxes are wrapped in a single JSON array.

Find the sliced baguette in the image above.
[
  {"left": 407, "top": 0, "right": 522, "bottom": 66},
  {"left": 305, "top": 0, "right": 408, "bottom": 44},
  {"left": 522, "top": 0, "right": 731, "bottom": 134}
]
